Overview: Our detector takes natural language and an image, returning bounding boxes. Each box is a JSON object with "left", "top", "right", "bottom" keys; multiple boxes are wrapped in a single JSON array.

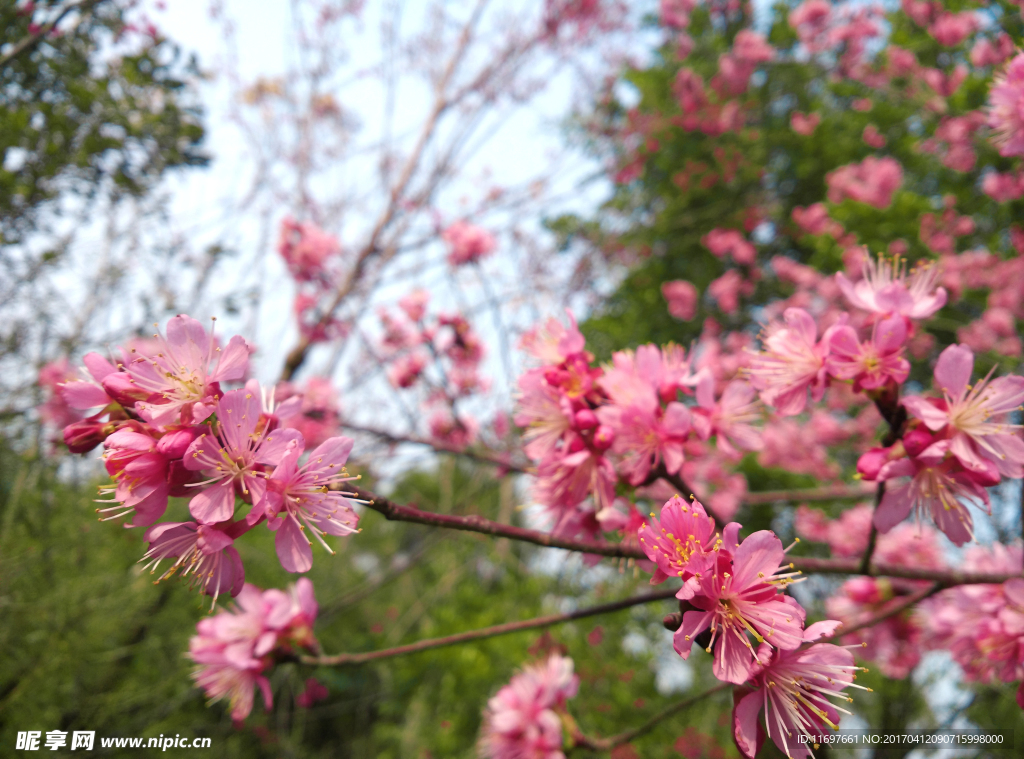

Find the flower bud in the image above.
[
  {"left": 573, "top": 408, "right": 598, "bottom": 430},
  {"left": 156, "top": 427, "right": 204, "bottom": 459},
  {"left": 63, "top": 420, "right": 112, "bottom": 453},
  {"left": 856, "top": 447, "right": 889, "bottom": 480},
  {"left": 902, "top": 427, "right": 935, "bottom": 458},
  {"left": 101, "top": 372, "right": 151, "bottom": 407},
  {"left": 593, "top": 424, "right": 615, "bottom": 452}
]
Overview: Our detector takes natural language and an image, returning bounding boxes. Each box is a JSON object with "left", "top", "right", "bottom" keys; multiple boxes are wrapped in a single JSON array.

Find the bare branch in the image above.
[
  {"left": 303, "top": 587, "right": 678, "bottom": 666},
  {"left": 354, "top": 486, "right": 1024, "bottom": 585},
  {"left": 0, "top": 0, "right": 106, "bottom": 69}
]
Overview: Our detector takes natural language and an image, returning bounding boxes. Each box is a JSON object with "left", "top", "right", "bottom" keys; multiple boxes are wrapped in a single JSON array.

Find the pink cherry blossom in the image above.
[
  {"left": 443, "top": 220, "right": 496, "bottom": 265},
  {"left": 519, "top": 311, "right": 587, "bottom": 365},
  {"left": 259, "top": 436, "right": 361, "bottom": 573},
  {"left": 97, "top": 429, "right": 171, "bottom": 526},
  {"left": 59, "top": 352, "right": 118, "bottom": 412},
  {"left": 872, "top": 448, "right": 995, "bottom": 546},
  {"left": 675, "top": 531, "right": 806, "bottom": 683},
  {"left": 693, "top": 376, "right": 763, "bottom": 458},
  {"left": 790, "top": 111, "right": 821, "bottom": 136},
  {"left": 140, "top": 521, "right": 245, "bottom": 603},
  {"left": 826, "top": 156, "right": 903, "bottom": 209},
  {"left": 480, "top": 655, "right": 579, "bottom": 759},
  {"left": 733, "top": 632, "right": 860, "bottom": 759},
  {"left": 702, "top": 228, "right": 756, "bottom": 265},
  {"left": 638, "top": 495, "right": 733, "bottom": 596},
  {"left": 188, "top": 579, "right": 319, "bottom": 721},
  {"left": 902, "top": 344, "right": 1024, "bottom": 477},
  {"left": 826, "top": 314, "right": 910, "bottom": 392},
  {"left": 126, "top": 315, "right": 251, "bottom": 426},
  {"left": 746, "top": 308, "right": 830, "bottom": 416},
  {"left": 835, "top": 253, "right": 947, "bottom": 320},
  {"left": 662, "top": 279, "right": 699, "bottom": 320},
  {"left": 928, "top": 12, "right": 977, "bottom": 47},
  {"left": 277, "top": 217, "right": 341, "bottom": 282},
  {"left": 183, "top": 387, "right": 303, "bottom": 524},
  {"left": 988, "top": 52, "right": 1024, "bottom": 157},
  {"left": 791, "top": 203, "right": 842, "bottom": 237}
]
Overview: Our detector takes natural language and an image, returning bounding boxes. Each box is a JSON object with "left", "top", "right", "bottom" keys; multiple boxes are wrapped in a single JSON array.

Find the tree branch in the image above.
[
  {"left": 570, "top": 683, "right": 731, "bottom": 752},
  {"left": 0, "top": 0, "right": 105, "bottom": 69},
  {"left": 302, "top": 588, "right": 679, "bottom": 666},
  {"left": 819, "top": 583, "right": 940, "bottom": 644},
  {"left": 354, "top": 486, "right": 1024, "bottom": 585}
]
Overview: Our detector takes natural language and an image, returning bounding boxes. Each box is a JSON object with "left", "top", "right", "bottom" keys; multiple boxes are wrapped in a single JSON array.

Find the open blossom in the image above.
[
  {"left": 902, "top": 344, "right": 1024, "bottom": 477},
  {"left": 259, "top": 437, "right": 361, "bottom": 573},
  {"left": 638, "top": 496, "right": 733, "bottom": 597},
  {"left": 702, "top": 228, "right": 757, "bottom": 265},
  {"left": 443, "top": 220, "right": 496, "bottom": 265},
  {"left": 675, "top": 531, "right": 806, "bottom": 683},
  {"left": 519, "top": 311, "right": 587, "bottom": 365},
  {"left": 277, "top": 217, "right": 341, "bottom": 282},
  {"left": 140, "top": 521, "right": 245, "bottom": 604},
  {"left": 97, "top": 429, "right": 171, "bottom": 526},
  {"left": 988, "top": 53, "right": 1024, "bottom": 157},
  {"left": 596, "top": 384, "right": 691, "bottom": 485},
  {"left": 693, "top": 376, "right": 763, "bottom": 458},
  {"left": 480, "top": 655, "right": 578, "bottom": 759},
  {"left": 835, "top": 253, "right": 947, "bottom": 320},
  {"left": 826, "top": 314, "right": 910, "bottom": 391},
  {"left": 125, "top": 315, "right": 252, "bottom": 426},
  {"left": 183, "top": 388, "right": 303, "bottom": 524},
  {"left": 733, "top": 625, "right": 861, "bottom": 759},
  {"left": 535, "top": 439, "right": 617, "bottom": 518},
  {"left": 826, "top": 156, "right": 903, "bottom": 209},
  {"left": 871, "top": 445, "right": 995, "bottom": 546},
  {"left": 746, "top": 308, "right": 830, "bottom": 416},
  {"left": 188, "top": 579, "right": 319, "bottom": 721},
  {"left": 662, "top": 279, "right": 699, "bottom": 320}
]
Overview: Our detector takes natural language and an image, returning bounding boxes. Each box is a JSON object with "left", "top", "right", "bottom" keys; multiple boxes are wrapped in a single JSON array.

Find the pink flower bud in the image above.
[
  {"left": 574, "top": 408, "right": 598, "bottom": 430},
  {"left": 856, "top": 447, "right": 889, "bottom": 480},
  {"left": 157, "top": 427, "right": 204, "bottom": 459},
  {"left": 902, "top": 427, "right": 936, "bottom": 458},
  {"left": 593, "top": 424, "right": 615, "bottom": 451},
  {"left": 63, "top": 420, "right": 112, "bottom": 453},
  {"left": 101, "top": 372, "right": 152, "bottom": 407}
]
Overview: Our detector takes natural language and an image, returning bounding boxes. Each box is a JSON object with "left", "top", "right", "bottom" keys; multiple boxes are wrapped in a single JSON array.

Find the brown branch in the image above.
[
  {"left": 343, "top": 422, "right": 530, "bottom": 474},
  {"left": 742, "top": 484, "right": 874, "bottom": 505},
  {"left": 857, "top": 481, "right": 884, "bottom": 575},
  {"left": 302, "top": 588, "right": 679, "bottom": 666},
  {"left": 0, "top": 0, "right": 105, "bottom": 69},
  {"left": 819, "top": 583, "right": 940, "bottom": 644},
  {"left": 280, "top": 0, "right": 490, "bottom": 381},
  {"left": 354, "top": 486, "right": 1024, "bottom": 585},
  {"left": 570, "top": 683, "right": 731, "bottom": 752}
]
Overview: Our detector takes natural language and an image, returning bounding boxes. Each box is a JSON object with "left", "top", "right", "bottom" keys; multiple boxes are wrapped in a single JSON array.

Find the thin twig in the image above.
[
  {"left": 354, "top": 486, "right": 1024, "bottom": 585},
  {"left": 0, "top": 0, "right": 105, "bottom": 69},
  {"left": 570, "top": 682, "right": 731, "bottom": 752},
  {"left": 819, "top": 583, "right": 940, "bottom": 644},
  {"left": 857, "top": 481, "right": 884, "bottom": 575},
  {"left": 303, "top": 588, "right": 678, "bottom": 666}
]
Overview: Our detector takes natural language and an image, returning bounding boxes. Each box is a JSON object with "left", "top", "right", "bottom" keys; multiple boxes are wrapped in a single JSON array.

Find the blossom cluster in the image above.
[
  {"left": 189, "top": 579, "right": 320, "bottom": 721},
  {"left": 376, "top": 288, "right": 487, "bottom": 449},
  {"left": 51, "top": 314, "right": 361, "bottom": 595},
  {"left": 480, "top": 654, "right": 579, "bottom": 759}
]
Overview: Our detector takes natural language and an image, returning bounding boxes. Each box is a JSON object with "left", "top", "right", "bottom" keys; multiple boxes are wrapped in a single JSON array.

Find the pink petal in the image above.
[
  {"left": 783, "top": 307, "right": 817, "bottom": 343},
  {"left": 873, "top": 314, "right": 907, "bottom": 353},
  {"left": 731, "top": 530, "right": 784, "bottom": 589},
  {"left": 934, "top": 344, "right": 973, "bottom": 399},
  {"left": 674, "top": 610, "right": 712, "bottom": 658},
  {"left": 61, "top": 381, "right": 110, "bottom": 409},
  {"left": 803, "top": 620, "right": 842, "bottom": 641},
  {"left": 275, "top": 518, "right": 313, "bottom": 573},
  {"left": 732, "top": 690, "right": 765, "bottom": 759},
  {"left": 211, "top": 335, "right": 251, "bottom": 382},
  {"left": 713, "top": 627, "right": 754, "bottom": 684},
  {"left": 875, "top": 484, "right": 913, "bottom": 531},
  {"left": 307, "top": 436, "right": 355, "bottom": 467},
  {"left": 256, "top": 428, "right": 304, "bottom": 467},
  {"left": 901, "top": 396, "right": 949, "bottom": 431},
  {"left": 83, "top": 352, "right": 117, "bottom": 381},
  {"left": 189, "top": 480, "right": 237, "bottom": 524}
]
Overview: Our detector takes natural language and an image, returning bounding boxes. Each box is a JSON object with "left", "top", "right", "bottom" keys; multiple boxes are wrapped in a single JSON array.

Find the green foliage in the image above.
[
  {"left": 0, "top": 446, "right": 746, "bottom": 757},
  {"left": 0, "top": 0, "right": 206, "bottom": 245}
]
